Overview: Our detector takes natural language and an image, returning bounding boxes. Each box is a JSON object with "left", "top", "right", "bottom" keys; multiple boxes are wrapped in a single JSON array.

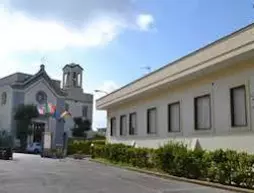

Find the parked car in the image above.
[
  {"left": 0, "top": 131, "right": 13, "bottom": 160},
  {"left": 0, "top": 147, "right": 13, "bottom": 160},
  {"left": 26, "top": 142, "right": 42, "bottom": 154}
]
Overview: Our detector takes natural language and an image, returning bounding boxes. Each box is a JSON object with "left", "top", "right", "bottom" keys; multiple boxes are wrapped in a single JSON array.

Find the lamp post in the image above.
[{"left": 94, "top": 90, "right": 109, "bottom": 95}]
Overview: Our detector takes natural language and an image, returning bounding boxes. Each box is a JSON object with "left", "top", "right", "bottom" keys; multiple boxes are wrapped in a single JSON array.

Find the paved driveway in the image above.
[{"left": 0, "top": 153, "right": 232, "bottom": 193}]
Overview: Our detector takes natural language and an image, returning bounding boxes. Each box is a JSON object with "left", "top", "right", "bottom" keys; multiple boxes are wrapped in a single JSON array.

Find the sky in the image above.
[{"left": 0, "top": 0, "right": 253, "bottom": 129}]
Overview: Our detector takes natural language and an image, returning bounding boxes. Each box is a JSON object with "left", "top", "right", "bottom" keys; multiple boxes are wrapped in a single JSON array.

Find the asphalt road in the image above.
[{"left": 0, "top": 153, "right": 233, "bottom": 193}]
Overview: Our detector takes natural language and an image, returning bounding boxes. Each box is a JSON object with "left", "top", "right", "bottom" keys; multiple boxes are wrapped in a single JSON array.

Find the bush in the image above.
[
  {"left": 90, "top": 134, "right": 106, "bottom": 140},
  {"left": 67, "top": 139, "right": 106, "bottom": 155},
  {"left": 92, "top": 143, "right": 152, "bottom": 168},
  {"left": 92, "top": 142, "right": 254, "bottom": 189},
  {"left": 92, "top": 140, "right": 106, "bottom": 146},
  {"left": 67, "top": 140, "right": 91, "bottom": 155}
]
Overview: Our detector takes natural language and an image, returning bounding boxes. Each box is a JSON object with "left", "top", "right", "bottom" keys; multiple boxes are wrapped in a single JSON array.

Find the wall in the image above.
[
  {"left": 11, "top": 90, "right": 25, "bottom": 135},
  {"left": 24, "top": 79, "right": 62, "bottom": 147},
  {"left": 107, "top": 59, "right": 254, "bottom": 153},
  {"left": 0, "top": 85, "right": 13, "bottom": 132},
  {"left": 24, "top": 79, "right": 57, "bottom": 105},
  {"left": 64, "top": 99, "right": 93, "bottom": 136},
  {"left": 54, "top": 98, "right": 65, "bottom": 148}
]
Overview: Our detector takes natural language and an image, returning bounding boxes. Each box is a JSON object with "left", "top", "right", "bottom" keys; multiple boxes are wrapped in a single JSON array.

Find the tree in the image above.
[
  {"left": 14, "top": 104, "right": 39, "bottom": 151},
  {"left": 72, "top": 117, "right": 91, "bottom": 138},
  {"left": 0, "top": 130, "right": 12, "bottom": 147}
]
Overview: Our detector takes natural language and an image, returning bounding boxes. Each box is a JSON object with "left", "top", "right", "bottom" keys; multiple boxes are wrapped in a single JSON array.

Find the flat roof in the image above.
[{"left": 97, "top": 22, "right": 254, "bottom": 109}]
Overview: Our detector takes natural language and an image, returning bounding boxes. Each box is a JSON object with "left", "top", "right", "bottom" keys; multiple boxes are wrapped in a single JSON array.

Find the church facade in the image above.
[{"left": 0, "top": 63, "right": 93, "bottom": 148}]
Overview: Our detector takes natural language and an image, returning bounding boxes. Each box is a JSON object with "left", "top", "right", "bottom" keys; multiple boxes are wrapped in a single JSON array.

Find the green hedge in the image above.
[
  {"left": 92, "top": 142, "right": 254, "bottom": 189},
  {"left": 67, "top": 140, "right": 105, "bottom": 155}
]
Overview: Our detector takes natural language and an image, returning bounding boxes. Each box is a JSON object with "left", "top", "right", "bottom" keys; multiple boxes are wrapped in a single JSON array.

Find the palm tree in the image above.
[{"left": 14, "top": 104, "right": 39, "bottom": 151}]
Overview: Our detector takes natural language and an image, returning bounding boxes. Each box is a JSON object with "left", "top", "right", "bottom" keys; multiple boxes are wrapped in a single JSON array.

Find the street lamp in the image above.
[{"left": 94, "top": 90, "right": 109, "bottom": 95}]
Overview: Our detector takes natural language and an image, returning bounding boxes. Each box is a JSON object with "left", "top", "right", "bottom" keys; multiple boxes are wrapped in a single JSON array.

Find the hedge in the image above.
[
  {"left": 91, "top": 142, "right": 254, "bottom": 189},
  {"left": 67, "top": 140, "right": 105, "bottom": 155}
]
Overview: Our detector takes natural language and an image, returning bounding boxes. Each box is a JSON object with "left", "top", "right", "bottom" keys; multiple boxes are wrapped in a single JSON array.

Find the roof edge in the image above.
[{"left": 97, "top": 22, "right": 254, "bottom": 102}]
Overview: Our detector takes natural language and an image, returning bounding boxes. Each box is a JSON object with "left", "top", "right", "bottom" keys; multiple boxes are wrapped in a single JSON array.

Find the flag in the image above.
[
  {"left": 44, "top": 103, "right": 56, "bottom": 115},
  {"left": 37, "top": 103, "right": 56, "bottom": 116},
  {"left": 60, "top": 111, "right": 71, "bottom": 119},
  {"left": 52, "top": 110, "right": 61, "bottom": 120},
  {"left": 37, "top": 106, "right": 44, "bottom": 115},
  {"left": 48, "top": 103, "right": 56, "bottom": 114}
]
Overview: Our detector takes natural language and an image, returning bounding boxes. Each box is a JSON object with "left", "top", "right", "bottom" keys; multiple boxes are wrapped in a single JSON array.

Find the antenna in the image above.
[{"left": 141, "top": 66, "right": 151, "bottom": 73}]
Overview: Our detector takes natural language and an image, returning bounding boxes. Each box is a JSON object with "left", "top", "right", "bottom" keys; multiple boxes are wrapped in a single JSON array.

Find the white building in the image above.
[
  {"left": 96, "top": 23, "right": 254, "bottom": 153},
  {"left": 0, "top": 63, "right": 93, "bottom": 148}
]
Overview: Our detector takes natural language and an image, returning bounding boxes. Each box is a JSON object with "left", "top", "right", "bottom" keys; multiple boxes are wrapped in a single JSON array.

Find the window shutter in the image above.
[
  {"left": 120, "top": 115, "right": 127, "bottom": 136},
  {"left": 148, "top": 108, "right": 157, "bottom": 134},
  {"left": 129, "top": 113, "right": 137, "bottom": 135},
  {"left": 110, "top": 118, "right": 116, "bottom": 136},
  {"left": 169, "top": 103, "right": 180, "bottom": 132},
  {"left": 195, "top": 95, "right": 211, "bottom": 130},
  {"left": 231, "top": 86, "right": 247, "bottom": 126}
]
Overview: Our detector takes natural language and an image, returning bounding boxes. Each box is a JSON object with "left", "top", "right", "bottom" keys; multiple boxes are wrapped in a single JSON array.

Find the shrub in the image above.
[
  {"left": 92, "top": 143, "right": 152, "bottom": 168},
  {"left": 67, "top": 140, "right": 91, "bottom": 155},
  {"left": 92, "top": 142, "right": 254, "bottom": 189},
  {"left": 92, "top": 140, "right": 106, "bottom": 146},
  {"left": 67, "top": 139, "right": 106, "bottom": 155}
]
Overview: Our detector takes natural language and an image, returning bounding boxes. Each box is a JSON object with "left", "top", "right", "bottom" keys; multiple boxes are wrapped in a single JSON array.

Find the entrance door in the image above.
[{"left": 32, "top": 122, "right": 45, "bottom": 143}]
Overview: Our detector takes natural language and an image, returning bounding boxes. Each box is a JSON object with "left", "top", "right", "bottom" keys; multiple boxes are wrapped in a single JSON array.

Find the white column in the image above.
[
  {"left": 62, "top": 73, "right": 65, "bottom": 88},
  {"left": 80, "top": 73, "right": 83, "bottom": 88}
]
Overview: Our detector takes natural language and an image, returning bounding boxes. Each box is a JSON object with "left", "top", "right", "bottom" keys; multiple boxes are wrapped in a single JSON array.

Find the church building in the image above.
[{"left": 0, "top": 63, "right": 93, "bottom": 148}]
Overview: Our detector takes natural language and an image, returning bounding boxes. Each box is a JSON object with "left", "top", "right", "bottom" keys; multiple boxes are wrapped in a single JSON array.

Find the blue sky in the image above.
[{"left": 0, "top": 0, "right": 253, "bottom": 129}]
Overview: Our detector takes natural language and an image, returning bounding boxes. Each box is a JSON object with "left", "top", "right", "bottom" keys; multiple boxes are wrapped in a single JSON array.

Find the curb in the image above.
[{"left": 90, "top": 159, "right": 254, "bottom": 193}]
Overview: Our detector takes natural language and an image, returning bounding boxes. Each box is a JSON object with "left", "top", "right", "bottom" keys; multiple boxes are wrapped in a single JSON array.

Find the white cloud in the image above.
[
  {"left": 0, "top": 57, "right": 39, "bottom": 78},
  {"left": 93, "top": 80, "right": 119, "bottom": 129},
  {"left": 136, "top": 14, "right": 155, "bottom": 31},
  {"left": 0, "top": 8, "right": 126, "bottom": 55},
  {"left": 0, "top": 1, "right": 155, "bottom": 129},
  {"left": 96, "top": 80, "right": 119, "bottom": 97},
  {"left": 0, "top": 3, "right": 155, "bottom": 58}
]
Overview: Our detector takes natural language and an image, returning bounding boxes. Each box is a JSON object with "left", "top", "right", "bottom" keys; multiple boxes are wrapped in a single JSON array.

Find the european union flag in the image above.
[{"left": 52, "top": 110, "right": 61, "bottom": 120}]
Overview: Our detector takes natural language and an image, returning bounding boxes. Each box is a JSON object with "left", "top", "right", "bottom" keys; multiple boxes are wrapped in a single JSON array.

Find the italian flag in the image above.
[{"left": 37, "top": 103, "right": 56, "bottom": 115}]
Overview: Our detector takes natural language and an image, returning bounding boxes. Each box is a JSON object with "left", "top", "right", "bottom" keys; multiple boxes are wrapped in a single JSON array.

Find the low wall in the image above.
[{"left": 109, "top": 132, "right": 254, "bottom": 153}]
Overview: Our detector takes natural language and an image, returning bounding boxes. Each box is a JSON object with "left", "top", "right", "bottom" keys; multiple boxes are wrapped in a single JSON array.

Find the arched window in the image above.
[{"left": 1, "top": 92, "right": 7, "bottom": 105}]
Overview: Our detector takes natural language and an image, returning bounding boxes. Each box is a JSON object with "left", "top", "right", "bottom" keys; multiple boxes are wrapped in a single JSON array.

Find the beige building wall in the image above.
[{"left": 107, "top": 60, "right": 254, "bottom": 153}]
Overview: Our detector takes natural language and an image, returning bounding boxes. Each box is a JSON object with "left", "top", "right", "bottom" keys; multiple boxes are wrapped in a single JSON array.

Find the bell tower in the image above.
[{"left": 62, "top": 63, "right": 83, "bottom": 92}]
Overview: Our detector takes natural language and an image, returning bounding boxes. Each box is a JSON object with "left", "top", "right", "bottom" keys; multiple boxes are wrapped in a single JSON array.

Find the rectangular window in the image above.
[
  {"left": 120, "top": 115, "right": 127, "bottom": 136},
  {"left": 129, "top": 113, "right": 137, "bottom": 135},
  {"left": 168, "top": 102, "right": 180, "bottom": 132},
  {"left": 82, "top": 106, "right": 88, "bottom": 117},
  {"left": 147, "top": 108, "right": 157, "bottom": 134},
  {"left": 110, "top": 117, "right": 116, "bottom": 136},
  {"left": 194, "top": 95, "right": 211, "bottom": 130},
  {"left": 230, "top": 85, "right": 247, "bottom": 127}
]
